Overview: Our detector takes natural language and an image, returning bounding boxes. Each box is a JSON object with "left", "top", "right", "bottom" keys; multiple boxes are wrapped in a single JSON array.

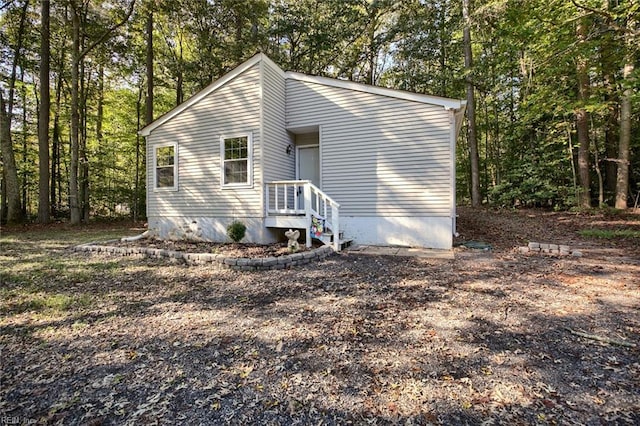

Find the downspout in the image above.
[
  {"left": 121, "top": 230, "right": 151, "bottom": 242},
  {"left": 447, "top": 102, "right": 467, "bottom": 241},
  {"left": 258, "top": 55, "right": 265, "bottom": 221}
]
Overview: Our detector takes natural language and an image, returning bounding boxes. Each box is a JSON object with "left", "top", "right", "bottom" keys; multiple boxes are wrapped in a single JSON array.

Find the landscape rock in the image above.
[{"left": 74, "top": 241, "right": 335, "bottom": 271}]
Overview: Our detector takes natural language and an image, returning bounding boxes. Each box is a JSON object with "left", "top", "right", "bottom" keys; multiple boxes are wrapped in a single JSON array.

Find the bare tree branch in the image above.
[{"left": 69, "top": 0, "right": 137, "bottom": 60}]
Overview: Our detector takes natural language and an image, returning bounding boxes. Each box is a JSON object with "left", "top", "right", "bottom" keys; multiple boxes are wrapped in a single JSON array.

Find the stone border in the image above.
[
  {"left": 72, "top": 241, "right": 335, "bottom": 271},
  {"left": 518, "top": 242, "right": 582, "bottom": 257}
]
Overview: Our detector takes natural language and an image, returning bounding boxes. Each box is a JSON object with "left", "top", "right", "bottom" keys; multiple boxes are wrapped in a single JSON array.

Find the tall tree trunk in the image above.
[
  {"left": 145, "top": 9, "right": 154, "bottom": 126},
  {"left": 51, "top": 67, "right": 63, "bottom": 217},
  {"left": 141, "top": 9, "right": 153, "bottom": 221},
  {"left": 97, "top": 64, "right": 104, "bottom": 144},
  {"left": 604, "top": 92, "right": 619, "bottom": 196},
  {"left": 438, "top": 1, "right": 447, "bottom": 97},
  {"left": 462, "top": 0, "right": 480, "bottom": 206},
  {"left": 50, "top": 23, "right": 66, "bottom": 217},
  {"left": 176, "top": 33, "right": 184, "bottom": 106},
  {"left": 615, "top": 11, "right": 635, "bottom": 209},
  {"left": 135, "top": 86, "right": 143, "bottom": 222},
  {"left": 68, "top": 0, "right": 135, "bottom": 224},
  {"left": 38, "top": 0, "right": 51, "bottom": 223},
  {"left": 576, "top": 16, "right": 591, "bottom": 208},
  {"left": 367, "top": 27, "right": 376, "bottom": 85},
  {"left": 1, "top": 176, "right": 6, "bottom": 223},
  {"left": 0, "top": 94, "right": 22, "bottom": 224},
  {"left": 80, "top": 58, "right": 90, "bottom": 223},
  {"left": 21, "top": 70, "right": 28, "bottom": 216},
  {"left": 95, "top": 63, "right": 105, "bottom": 217},
  {"left": 0, "top": 0, "right": 29, "bottom": 224},
  {"left": 593, "top": 128, "right": 605, "bottom": 207},
  {"left": 69, "top": 4, "right": 81, "bottom": 224},
  {"left": 176, "top": 71, "right": 183, "bottom": 106},
  {"left": 600, "top": 2, "right": 619, "bottom": 198}
]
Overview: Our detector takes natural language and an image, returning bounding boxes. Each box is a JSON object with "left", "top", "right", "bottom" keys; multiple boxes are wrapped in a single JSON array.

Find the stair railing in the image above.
[{"left": 266, "top": 180, "right": 341, "bottom": 251}]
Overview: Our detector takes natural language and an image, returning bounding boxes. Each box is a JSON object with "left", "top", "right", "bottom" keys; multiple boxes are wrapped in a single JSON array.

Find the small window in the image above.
[
  {"left": 221, "top": 134, "right": 252, "bottom": 187},
  {"left": 154, "top": 142, "right": 178, "bottom": 190}
]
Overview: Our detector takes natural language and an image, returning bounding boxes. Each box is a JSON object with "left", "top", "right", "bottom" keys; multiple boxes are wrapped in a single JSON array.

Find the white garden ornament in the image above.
[{"left": 285, "top": 229, "right": 300, "bottom": 252}]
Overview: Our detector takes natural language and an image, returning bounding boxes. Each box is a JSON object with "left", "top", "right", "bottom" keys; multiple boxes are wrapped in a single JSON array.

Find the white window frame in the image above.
[
  {"left": 220, "top": 133, "right": 253, "bottom": 189},
  {"left": 153, "top": 142, "right": 178, "bottom": 191}
]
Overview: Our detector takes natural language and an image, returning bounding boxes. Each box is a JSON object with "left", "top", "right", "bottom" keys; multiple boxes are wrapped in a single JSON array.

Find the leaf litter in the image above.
[{"left": 1, "top": 207, "right": 639, "bottom": 424}]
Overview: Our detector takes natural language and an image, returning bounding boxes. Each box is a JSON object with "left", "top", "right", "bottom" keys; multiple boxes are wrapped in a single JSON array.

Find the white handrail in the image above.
[
  {"left": 265, "top": 180, "right": 341, "bottom": 251},
  {"left": 307, "top": 182, "right": 340, "bottom": 208},
  {"left": 269, "top": 180, "right": 311, "bottom": 185}
]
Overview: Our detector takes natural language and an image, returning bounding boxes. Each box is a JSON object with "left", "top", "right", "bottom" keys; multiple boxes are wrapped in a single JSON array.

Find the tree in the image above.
[
  {"left": 68, "top": 0, "right": 136, "bottom": 224},
  {"left": 575, "top": 13, "right": 591, "bottom": 208},
  {"left": 269, "top": 0, "right": 366, "bottom": 78},
  {"left": 145, "top": 7, "right": 153, "bottom": 126},
  {"left": 569, "top": 0, "right": 638, "bottom": 209},
  {"left": 463, "top": 0, "right": 480, "bottom": 206},
  {"left": 0, "top": 92, "right": 22, "bottom": 224},
  {"left": 0, "top": 0, "right": 29, "bottom": 224},
  {"left": 0, "top": 0, "right": 636, "bottom": 219},
  {"left": 615, "top": 7, "right": 636, "bottom": 209},
  {"left": 38, "top": 0, "right": 50, "bottom": 223}
]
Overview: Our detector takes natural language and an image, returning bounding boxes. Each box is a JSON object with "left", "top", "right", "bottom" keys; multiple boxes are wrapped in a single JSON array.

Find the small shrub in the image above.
[{"left": 227, "top": 220, "right": 247, "bottom": 242}]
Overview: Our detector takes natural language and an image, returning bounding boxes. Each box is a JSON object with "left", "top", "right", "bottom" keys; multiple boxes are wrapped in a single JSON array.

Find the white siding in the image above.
[
  {"left": 286, "top": 79, "right": 453, "bottom": 217},
  {"left": 342, "top": 216, "right": 453, "bottom": 249},
  {"left": 261, "top": 58, "right": 295, "bottom": 185},
  {"left": 147, "top": 64, "right": 262, "bottom": 219}
]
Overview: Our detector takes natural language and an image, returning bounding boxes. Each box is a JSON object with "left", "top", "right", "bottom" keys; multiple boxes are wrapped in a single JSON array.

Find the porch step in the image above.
[
  {"left": 316, "top": 232, "right": 353, "bottom": 250},
  {"left": 265, "top": 216, "right": 307, "bottom": 229}
]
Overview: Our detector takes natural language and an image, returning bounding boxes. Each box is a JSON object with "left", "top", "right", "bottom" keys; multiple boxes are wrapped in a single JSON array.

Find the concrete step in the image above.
[{"left": 316, "top": 232, "right": 352, "bottom": 250}]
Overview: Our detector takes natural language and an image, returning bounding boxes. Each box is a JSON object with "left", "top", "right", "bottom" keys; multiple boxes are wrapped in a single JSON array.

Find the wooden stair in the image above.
[
  {"left": 265, "top": 180, "right": 344, "bottom": 251},
  {"left": 316, "top": 231, "right": 353, "bottom": 251}
]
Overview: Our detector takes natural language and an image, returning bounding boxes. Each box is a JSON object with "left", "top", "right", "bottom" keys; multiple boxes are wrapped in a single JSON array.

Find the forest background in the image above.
[{"left": 0, "top": 0, "right": 638, "bottom": 225}]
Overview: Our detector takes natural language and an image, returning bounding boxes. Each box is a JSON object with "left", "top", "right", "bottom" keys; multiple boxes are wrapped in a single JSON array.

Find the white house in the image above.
[{"left": 139, "top": 53, "right": 466, "bottom": 251}]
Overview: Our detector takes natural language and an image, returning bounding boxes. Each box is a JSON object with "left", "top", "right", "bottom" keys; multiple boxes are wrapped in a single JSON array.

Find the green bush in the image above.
[{"left": 227, "top": 220, "right": 247, "bottom": 242}]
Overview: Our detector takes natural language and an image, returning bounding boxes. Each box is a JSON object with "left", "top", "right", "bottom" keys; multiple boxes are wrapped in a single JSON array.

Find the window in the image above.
[
  {"left": 221, "top": 134, "right": 252, "bottom": 187},
  {"left": 154, "top": 142, "right": 178, "bottom": 190}
]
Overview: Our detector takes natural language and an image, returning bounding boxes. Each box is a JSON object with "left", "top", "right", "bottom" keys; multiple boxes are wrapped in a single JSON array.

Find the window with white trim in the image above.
[
  {"left": 221, "top": 134, "right": 252, "bottom": 187},
  {"left": 154, "top": 142, "right": 178, "bottom": 190}
]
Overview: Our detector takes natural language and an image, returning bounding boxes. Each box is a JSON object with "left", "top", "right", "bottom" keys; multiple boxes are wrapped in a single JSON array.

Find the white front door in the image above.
[
  {"left": 297, "top": 145, "right": 320, "bottom": 187},
  {"left": 297, "top": 145, "right": 320, "bottom": 211}
]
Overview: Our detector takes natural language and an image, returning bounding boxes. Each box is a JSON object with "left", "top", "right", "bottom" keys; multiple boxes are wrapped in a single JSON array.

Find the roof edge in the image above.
[
  {"left": 284, "top": 71, "right": 464, "bottom": 110},
  {"left": 139, "top": 53, "right": 269, "bottom": 137},
  {"left": 139, "top": 53, "right": 465, "bottom": 137}
]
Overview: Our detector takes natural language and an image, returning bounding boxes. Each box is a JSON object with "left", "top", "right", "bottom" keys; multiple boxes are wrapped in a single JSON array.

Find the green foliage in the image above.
[
  {"left": 227, "top": 220, "right": 247, "bottom": 243},
  {"left": 1, "top": 0, "right": 638, "bottom": 221},
  {"left": 579, "top": 229, "right": 640, "bottom": 239},
  {"left": 1, "top": 293, "right": 93, "bottom": 315}
]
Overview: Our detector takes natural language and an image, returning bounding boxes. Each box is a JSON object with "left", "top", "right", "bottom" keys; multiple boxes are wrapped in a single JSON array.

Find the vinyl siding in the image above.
[
  {"left": 261, "top": 58, "right": 295, "bottom": 184},
  {"left": 147, "top": 64, "right": 262, "bottom": 218},
  {"left": 286, "top": 79, "right": 453, "bottom": 217}
]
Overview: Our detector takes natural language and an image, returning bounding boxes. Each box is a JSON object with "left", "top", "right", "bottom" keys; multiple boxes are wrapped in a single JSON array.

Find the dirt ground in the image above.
[{"left": 1, "top": 207, "right": 638, "bottom": 425}]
